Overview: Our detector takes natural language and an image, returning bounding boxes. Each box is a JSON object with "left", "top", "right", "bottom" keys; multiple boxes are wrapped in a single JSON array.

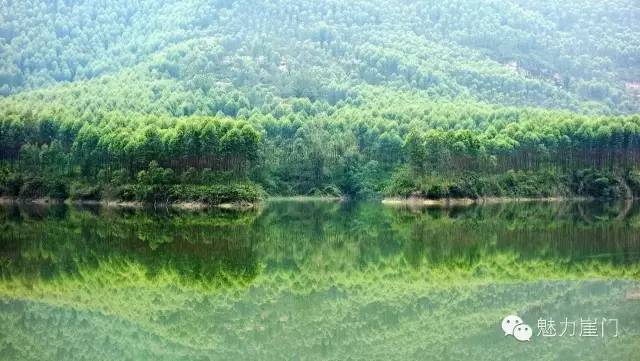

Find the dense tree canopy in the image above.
[
  {"left": 1, "top": 0, "right": 639, "bottom": 201},
  {"left": 1, "top": 0, "right": 639, "bottom": 112}
]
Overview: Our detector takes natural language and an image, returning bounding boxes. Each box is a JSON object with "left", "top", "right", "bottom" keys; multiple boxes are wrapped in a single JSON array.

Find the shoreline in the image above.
[
  {"left": 1, "top": 195, "right": 632, "bottom": 209},
  {"left": 0, "top": 197, "right": 260, "bottom": 210},
  {"left": 381, "top": 196, "right": 595, "bottom": 207},
  {"left": 266, "top": 196, "right": 345, "bottom": 202}
]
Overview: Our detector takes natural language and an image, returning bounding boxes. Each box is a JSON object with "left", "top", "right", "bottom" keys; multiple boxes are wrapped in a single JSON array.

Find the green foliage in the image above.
[
  {"left": 0, "top": 172, "right": 22, "bottom": 197},
  {"left": 1, "top": 201, "right": 640, "bottom": 360},
  {"left": 628, "top": 169, "right": 640, "bottom": 195},
  {"left": 170, "top": 183, "right": 264, "bottom": 204},
  {"left": 0, "top": 1, "right": 639, "bottom": 200},
  {"left": 137, "top": 161, "right": 175, "bottom": 186},
  {"left": 1, "top": 103, "right": 640, "bottom": 200},
  {"left": 0, "top": 171, "right": 69, "bottom": 200},
  {"left": 47, "top": 180, "right": 69, "bottom": 200},
  {"left": 69, "top": 182, "right": 101, "bottom": 201},
  {"left": 18, "top": 178, "right": 47, "bottom": 199},
  {"left": 1, "top": 0, "right": 639, "bottom": 113},
  {"left": 426, "top": 184, "right": 447, "bottom": 199},
  {"left": 114, "top": 183, "right": 263, "bottom": 205},
  {"left": 383, "top": 167, "right": 640, "bottom": 199},
  {"left": 0, "top": 110, "right": 264, "bottom": 203},
  {"left": 570, "top": 169, "right": 624, "bottom": 199},
  {"left": 385, "top": 167, "right": 417, "bottom": 197}
]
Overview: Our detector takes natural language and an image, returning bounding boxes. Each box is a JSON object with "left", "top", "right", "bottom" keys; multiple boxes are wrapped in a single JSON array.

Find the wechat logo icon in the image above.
[{"left": 502, "top": 314, "right": 532, "bottom": 342}]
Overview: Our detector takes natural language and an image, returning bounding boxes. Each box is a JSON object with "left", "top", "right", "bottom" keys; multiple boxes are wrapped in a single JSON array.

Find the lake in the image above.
[{"left": 0, "top": 200, "right": 639, "bottom": 360}]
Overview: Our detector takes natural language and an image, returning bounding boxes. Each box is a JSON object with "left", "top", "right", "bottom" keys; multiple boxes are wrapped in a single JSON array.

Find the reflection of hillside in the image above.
[
  {"left": 388, "top": 201, "right": 640, "bottom": 267},
  {"left": 1, "top": 201, "right": 640, "bottom": 286},
  {"left": 0, "top": 298, "right": 193, "bottom": 361},
  {"left": 0, "top": 202, "right": 639, "bottom": 358},
  {"left": 1, "top": 280, "right": 639, "bottom": 361},
  {"left": 0, "top": 204, "right": 262, "bottom": 284},
  {"left": 254, "top": 201, "right": 640, "bottom": 273}
]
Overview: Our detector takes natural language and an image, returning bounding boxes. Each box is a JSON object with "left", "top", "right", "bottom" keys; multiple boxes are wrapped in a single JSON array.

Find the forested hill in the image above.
[
  {"left": 1, "top": 0, "right": 640, "bottom": 203},
  {"left": 1, "top": 0, "right": 639, "bottom": 114}
]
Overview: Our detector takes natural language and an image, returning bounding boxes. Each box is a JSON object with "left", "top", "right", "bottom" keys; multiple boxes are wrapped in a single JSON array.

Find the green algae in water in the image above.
[{"left": 0, "top": 201, "right": 639, "bottom": 360}]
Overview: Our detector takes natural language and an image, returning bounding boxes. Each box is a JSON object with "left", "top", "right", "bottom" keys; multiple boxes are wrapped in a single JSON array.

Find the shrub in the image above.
[
  {"left": 0, "top": 173, "right": 23, "bottom": 197},
  {"left": 112, "top": 182, "right": 264, "bottom": 205},
  {"left": 116, "top": 185, "right": 138, "bottom": 201},
  {"left": 448, "top": 183, "right": 478, "bottom": 199},
  {"left": 137, "top": 161, "right": 175, "bottom": 185},
  {"left": 323, "top": 185, "right": 342, "bottom": 197},
  {"left": 170, "top": 183, "right": 264, "bottom": 204},
  {"left": 18, "top": 178, "right": 47, "bottom": 199},
  {"left": 385, "top": 167, "right": 417, "bottom": 197},
  {"left": 47, "top": 180, "right": 69, "bottom": 199},
  {"left": 426, "top": 184, "right": 447, "bottom": 199},
  {"left": 180, "top": 167, "right": 200, "bottom": 184},
  {"left": 110, "top": 168, "right": 129, "bottom": 185},
  {"left": 69, "top": 182, "right": 101, "bottom": 201},
  {"left": 571, "top": 168, "right": 621, "bottom": 198},
  {"left": 627, "top": 169, "right": 640, "bottom": 197},
  {"left": 305, "top": 185, "right": 341, "bottom": 197}
]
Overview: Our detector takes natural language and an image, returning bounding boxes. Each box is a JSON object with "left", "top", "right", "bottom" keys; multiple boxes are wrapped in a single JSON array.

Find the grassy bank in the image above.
[
  {"left": 385, "top": 168, "right": 640, "bottom": 200},
  {"left": 0, "top": 182, "right": 265, "bottom": 207},
  {"left": 381, "top": 196, "right": 592, "bottom": 207}
]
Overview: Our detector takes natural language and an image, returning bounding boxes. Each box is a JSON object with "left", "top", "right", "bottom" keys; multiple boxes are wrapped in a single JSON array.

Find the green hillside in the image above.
[
  {"left": 1, "top": 0, "right": 640, "bottom": 201},
  {"left": 2, "top": 0, "right": 640, "bottom": 111}
]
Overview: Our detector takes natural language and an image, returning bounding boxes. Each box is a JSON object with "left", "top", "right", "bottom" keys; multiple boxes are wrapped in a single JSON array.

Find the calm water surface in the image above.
[{"left": 0, "top": 200, "right": 639, "bottom": 360}]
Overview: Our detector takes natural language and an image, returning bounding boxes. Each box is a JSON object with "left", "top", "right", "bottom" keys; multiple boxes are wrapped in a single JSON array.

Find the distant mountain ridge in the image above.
[{"left": 1, "top": 0, "right": 639, "bottom": 114}]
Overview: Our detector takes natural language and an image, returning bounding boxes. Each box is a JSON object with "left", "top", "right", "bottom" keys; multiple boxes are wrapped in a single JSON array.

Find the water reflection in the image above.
[
  {"left": 1, "top": 200, "right": 640, "bottom": 281},
  {"left": 0, "top": 200, "right": 639, "bottom": 360}
]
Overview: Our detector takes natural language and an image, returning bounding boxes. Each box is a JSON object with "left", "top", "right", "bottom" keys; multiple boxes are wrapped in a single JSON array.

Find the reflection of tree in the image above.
[
  {"left": 1, "top": 200, "right": 639, "bottom": 285},
  {"left": 0, "top": 204, "right": 261, "bottom": 284},
  {"left": 617, "top": 199, "right": 634, "bottom": 220},
  {"left": 389, "top": 201, "right": 640, "bottom": 267}
]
